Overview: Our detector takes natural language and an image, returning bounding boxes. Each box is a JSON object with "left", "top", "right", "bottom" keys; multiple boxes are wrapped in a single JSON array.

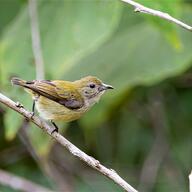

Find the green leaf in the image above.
[
  {"left": 62, "top": 18, "right": 192, "bottom": 129},
  {"left": 27, "top": 124, "right": 53, "bottom": 157},
  {"left": 136, "top": 0, "right": 182, "bottom": 48},
  {"left": 41, "top": 1, "right": 123, "bottom": 78},
  {"left": 4, "top": 88, "right": 32, "bottom": 140},
  {"left": 27, "top": 122, "right": 68, "bottom": 157},
  {"left": 0, "top": 0, "right": 122, "bottom": 85},
  {"left": 137, "top": 0, "right": 181, "bottom": 16},
  {"left": 4, "top": 108, "right": 22, "bottom": 141},
  {"left": 1, "top": 0, "right": 122, "bottom": 142},
  {"left": 0, "top": 0, "right": 22, "bottom": 35}
]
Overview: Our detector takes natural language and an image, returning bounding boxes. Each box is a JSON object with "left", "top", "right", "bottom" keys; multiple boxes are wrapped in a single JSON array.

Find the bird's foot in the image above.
[
  {"left": 51, "top": 127, "right": 58, "bottom": 134},
  {"left": 15, "top": 102, "right": 24, "bottom": 108},
  {"left": 51, "top": 120, "right": 59, "bottom": 134},
  {"left": 29, "top": 111, "right": 35, "bottom": 119}
]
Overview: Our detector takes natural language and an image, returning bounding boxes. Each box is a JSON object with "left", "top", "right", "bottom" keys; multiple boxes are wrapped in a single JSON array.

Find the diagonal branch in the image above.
[
  {"left": 121, "top": 0, "right": 192, "bottom": 32},
  {"left": 0, "top": 92, "right": 138, "bottom": 192}
]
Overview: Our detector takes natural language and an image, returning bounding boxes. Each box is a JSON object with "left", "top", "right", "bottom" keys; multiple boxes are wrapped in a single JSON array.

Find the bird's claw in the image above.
[
  {"left": 51, "top": 120, "right": 59, "bottom": 134},
  {"left": 51, "top": 127, "right": 58, "bottom": 134},
  {"left": 15, "top": 102, "right": 24, "bottom": 108},
  {"left": 29, "top": 111, "right": 35, "bottom": 119}
]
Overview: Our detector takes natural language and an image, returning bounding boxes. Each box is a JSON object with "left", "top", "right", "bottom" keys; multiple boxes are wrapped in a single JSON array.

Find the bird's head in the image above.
[{"left": 74, "top": 76, "right": 113, "bottom": 105}]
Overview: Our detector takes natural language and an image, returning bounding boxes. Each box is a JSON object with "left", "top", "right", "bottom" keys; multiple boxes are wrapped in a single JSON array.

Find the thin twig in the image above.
[
  {"left": 189, "top": 171, "right": 192, "bottom": 192},
  {"left": 28, "top": 0, "right": 45, "bottom": 79},
  {"left": 0, "top": 92, "right": 138, "bottom": 192},
  {"left": 121, "top": 0, "right": 192, "bottom": 32},
  {"left": 0, "top": 169, "right": 52, "bottom": 192}
]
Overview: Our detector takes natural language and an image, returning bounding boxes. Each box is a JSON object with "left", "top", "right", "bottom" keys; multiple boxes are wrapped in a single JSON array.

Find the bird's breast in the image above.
[{"left": 35, "top": 96, "right": 89, "bottom": 121}]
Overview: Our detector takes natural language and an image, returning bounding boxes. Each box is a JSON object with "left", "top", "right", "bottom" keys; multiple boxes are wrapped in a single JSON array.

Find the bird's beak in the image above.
[
  {"left": 99, "top": 83, "right": 114, "bottom": 92},
  {"left": 103, "top": 83, "right": 114, "bottom": 90}
]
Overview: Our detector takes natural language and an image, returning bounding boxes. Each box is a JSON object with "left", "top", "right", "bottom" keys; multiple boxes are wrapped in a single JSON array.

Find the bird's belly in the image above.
[{"left": 36, "top": 97, "right": 86, "bottom": 121}]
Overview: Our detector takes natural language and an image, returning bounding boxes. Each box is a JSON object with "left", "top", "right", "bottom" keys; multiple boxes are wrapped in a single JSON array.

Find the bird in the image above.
[{"left": 11, "top": 76, "right": 113, "bottom": 133}]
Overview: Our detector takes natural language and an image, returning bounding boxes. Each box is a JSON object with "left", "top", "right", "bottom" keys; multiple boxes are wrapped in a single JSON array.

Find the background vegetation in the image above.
[{"left": 0, "top": 0, "right": 192, "bottom": 191}]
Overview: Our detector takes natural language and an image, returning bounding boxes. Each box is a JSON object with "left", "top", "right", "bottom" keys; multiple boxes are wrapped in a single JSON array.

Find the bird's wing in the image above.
[
  {"left": 24, "top": 80, "right": 84, "bottom": 110},
  {"left": 53, "top": 80, "right": 84, "bottom": 109}
]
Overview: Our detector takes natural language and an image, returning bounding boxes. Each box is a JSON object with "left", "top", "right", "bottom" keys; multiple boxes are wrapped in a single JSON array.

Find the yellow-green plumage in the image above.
[
  {"left": 11, "top": 76, "right": 113, "bottom": 122},
  {"left": 36, "top": 96, "right": 85, "bottom": 121}
]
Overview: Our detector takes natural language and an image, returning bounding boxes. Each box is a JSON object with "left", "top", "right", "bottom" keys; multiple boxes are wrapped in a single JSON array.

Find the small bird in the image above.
[{"left": 11, "top": 76, "right": 113, "bottom": 132}]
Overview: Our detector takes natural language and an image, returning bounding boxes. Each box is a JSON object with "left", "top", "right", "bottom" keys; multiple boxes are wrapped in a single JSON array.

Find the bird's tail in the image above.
[{"left": 11, "top": 77, "right": 27, "bottom": 87}]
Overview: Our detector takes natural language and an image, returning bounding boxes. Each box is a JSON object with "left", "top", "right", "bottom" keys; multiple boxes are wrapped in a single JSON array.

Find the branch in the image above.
[
  {"left": 0, "top": 169, "right": 52, "bottom": 192},
  {"left": 190, "top": 171, "right": 192, "bottom": 192},
  {"left": 28, "top": 0, "right": 45, "bottom": 79},
  {"left": 0, "top": 92, "right": 138, "bottom": 192},
  {"left": 121, "top": 0, "right": 192, "bottom": 32}
]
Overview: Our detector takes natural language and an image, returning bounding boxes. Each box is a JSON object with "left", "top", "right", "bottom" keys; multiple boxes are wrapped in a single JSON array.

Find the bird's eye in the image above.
[{"left": 89, "top": 84, "right": 95, "bottom": 89}]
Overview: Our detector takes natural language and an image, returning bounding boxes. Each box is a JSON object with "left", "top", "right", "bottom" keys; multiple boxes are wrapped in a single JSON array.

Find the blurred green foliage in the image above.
[{"left": 0, "top": 0, "right": 192, "bottom": 191}]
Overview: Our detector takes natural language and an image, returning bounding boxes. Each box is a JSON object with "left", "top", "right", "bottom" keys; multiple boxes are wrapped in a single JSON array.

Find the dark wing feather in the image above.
[{"left": 59, "top": 98, "right": 83, "bottom": 109}]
